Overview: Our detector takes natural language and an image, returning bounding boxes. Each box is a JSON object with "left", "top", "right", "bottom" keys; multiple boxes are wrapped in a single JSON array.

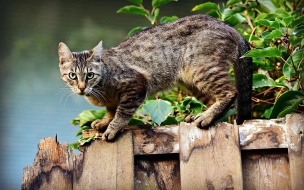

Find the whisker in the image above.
[
  {"left": 90, "top": 90, "right": 102, "bottom": 103},
  {"left": 64, "top": 91, "right": 74, "bottom": 107},
  {"left": 59, "top": 90, "right": 72, "bottom": 104},
  {"left": 56, "top": 88, "right": 70, "bottom": 96},
  {"left": 92, "top": 88, "right": 107, "bottom": 103}
]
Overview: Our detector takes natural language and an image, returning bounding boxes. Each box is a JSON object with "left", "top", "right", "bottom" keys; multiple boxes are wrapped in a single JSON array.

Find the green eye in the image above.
[
  {"left": 69, "top": 72, "right": 77, "bottom": 80},
  {"left": 87, "top": 72, "right": 94, "bottom": 80}
]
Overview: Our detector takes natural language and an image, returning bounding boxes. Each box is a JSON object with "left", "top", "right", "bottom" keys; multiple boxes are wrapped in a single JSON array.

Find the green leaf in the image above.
[
  {"left": 261, "top": 107, "right": 273, "bottom": 119},
  {"left": 242, "top": 47, "right": 282, "bottom": 58},
  {"left": 77, "top": 133, "right": 99, "bottom": 146},
  {"left": 192, "top": 2, "right": 220, "bottom": 12},
  {"left": 222, "top": 6, "right": 246, "bottom": 19},
  {"left": 70, "top": 118, "right": 80, "bottom": 126},
  {"left": 129, "top": 0, "right": 142, "bottom": 5},
  {"left": 263, "top": 29, "right": 282, "bottom": 39},
  {"left": 152, "top": 0, "right": 177, "bottom": 8},
  {"left": 283, "top": 49, "right": 304, "bottom": 80},
  {"left": 181, "top": 96, "right": 193, "bottom": 106},
  {"left": 127, "top": 26, "right": 147, "bottom": 36},
  {"left": 161, "top": 115, "right": 178, "bottom": 125},
  {"left": 255, "top": 19, "right": 271, "bottom": 27},
  {"left": 255, "top": 19, "right": 280, "bottom": 28},
  {"left": 143, "top": 100, "right": 173, "bottom": 125},
  {"left": 289, "top": 35, "right": 301, "bottom": 46},
  {"left": 226, "top": 0, "right": 241, "bottom": 7},
  {"left": 243, "top": 34, "right": 260, "bottom": 41},
  {"left": 160, "top": 16, "right": 178, "bottom": 24},
  {"left": 270, "top": 20, "right": 281, "bottom": 29},
  {"left": 75, "top": 125, "right": 92, "bottom": 137},
  {"left": 117, "top": 5, "right": 149, "bottom": 16},
  {"left": 189, "top": 100, "right": 204, "bottom": 115},
  {"left": 78, "top": 110, "right": 106, "bottom": 127},
  {"left": 252, "top": 74, "right": 276, "bottom": 88},
  {"left": 275, "top": 9, "right": 290, "bottom": 18},
  {"left": 68, "top": 142, "right": 79, "bottom": 150},
  {"left": 151, "top": 8, "right": 160, "bottom": 25},
  {"left": 294, "top": 29, "right": 304, "bottom": 36},
  {"left": 269, "top": 91, "right": 304, "bottom": 118},
  {"left": 128, "top": 118, "right": 145, "bottom": 125},
  {"left": 224, "top": 13, "right": 246, "bottom": 26},
  {"left": 282, "top": 16, "right": 294, "bottom": 27},
  {"left": 290, "top": 15, "right": 304, "bottom": 29},
  {"left": 258, "top": 0, "right": 276, "bottom": 13},
  {"left": 216, "top": 108, "right": 236, "bottom": 122}
]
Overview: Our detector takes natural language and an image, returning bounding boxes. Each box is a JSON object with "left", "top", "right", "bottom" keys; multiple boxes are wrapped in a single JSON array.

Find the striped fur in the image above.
[{"left": 58, "top": 14, "right": 252, "bottom": 141}]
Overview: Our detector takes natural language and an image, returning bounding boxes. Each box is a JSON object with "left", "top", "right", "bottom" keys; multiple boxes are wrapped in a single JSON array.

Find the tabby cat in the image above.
[{"left": 58, "top": 14, "right": 252, "bottom": 141}]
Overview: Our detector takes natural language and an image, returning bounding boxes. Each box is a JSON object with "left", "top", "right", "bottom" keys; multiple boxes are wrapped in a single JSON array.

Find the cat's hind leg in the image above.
[{"left": 186, "top": 69, "right": 237, "bottom": 128}]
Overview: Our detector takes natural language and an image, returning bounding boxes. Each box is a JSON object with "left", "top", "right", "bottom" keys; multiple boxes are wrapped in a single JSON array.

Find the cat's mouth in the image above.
[{"left": 77, "top": 91, "right": 86, "bottom": 96}]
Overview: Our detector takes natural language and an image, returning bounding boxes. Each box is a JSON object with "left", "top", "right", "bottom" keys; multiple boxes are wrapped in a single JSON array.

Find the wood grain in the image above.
[
  {"left": 134, "top": 154, "right": 180, "bottom": 190},
  {"left": 239, "top": 118, "right": 287, "bottom": 150},
  {"left": 73, "top": 130, "right": 134, "bottom": 190},
  {"left": 242, "top": 150, "right": 291, "bottom": 189},
  {"left": 22, "top": 137, "right": 73, "bottom": 190},
  {"left": 133, "top": 125, "right": 179, "bottom": 155},
  {"left": 179, "top": 122, "right": 243, "bottom": 189},
  {"left": 286, "top": 114, "right": 304, "bottom": 190}
]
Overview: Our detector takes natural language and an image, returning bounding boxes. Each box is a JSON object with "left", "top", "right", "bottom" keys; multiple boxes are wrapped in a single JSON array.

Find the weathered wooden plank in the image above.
[
  {"left": 286, "top": 114, "right": 304, "bottom": 190},
  {"left": 239, "top": 118, "right": 287, "bottom": 150},
  {"left": 242, "top": 150, "right": 291, "bottom": 189},
  {"left": 73, "top": 130, "right": 134, "bottom": 190},
  {"left": 134, "top": 154, "right": 180, "bottom": 190},
  {"left": 179, "top": 122, "right": 243, "bottom": 189},
  {"left": 133, "top": 125, "right": 179, "bottom": 155},
  {"left": 22, "top": 137, "right": 73, "bottom": 190},
  {"left": 81, "top": 118, "right": 290, "bottom": 157}
]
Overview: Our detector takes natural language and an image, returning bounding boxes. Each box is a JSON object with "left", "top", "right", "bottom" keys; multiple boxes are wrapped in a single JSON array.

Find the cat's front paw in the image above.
[
  {"left": 102, "top": 127, "right": 119, "bottom": 141},
  {"left": 185, "top": 113, "right": 213, "bottom": 129},
  {"left": 91, "top": 119, "right": 109, "bottom": 131},
  {"left": 185, "top": 114, "right": 195, "bottom": 123},
  {"left": 193, "top": 113, "right": 213, "bottom": 129}
]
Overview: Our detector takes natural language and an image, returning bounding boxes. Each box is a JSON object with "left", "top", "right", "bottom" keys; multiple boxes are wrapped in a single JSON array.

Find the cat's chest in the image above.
[{"left": 85, "top": 95, "right": 106, "bottom": 107}]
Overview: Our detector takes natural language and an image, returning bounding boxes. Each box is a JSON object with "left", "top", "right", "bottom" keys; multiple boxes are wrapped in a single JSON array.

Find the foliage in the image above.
[
  {"left": 192, "top": 0, "right": 304, "bottom": 119},
  {"left": 69, "top": 0, "right": 304, "bottom": 148},
  {"left": 117, "top": 0, "right": 178, "bottom": 36}
]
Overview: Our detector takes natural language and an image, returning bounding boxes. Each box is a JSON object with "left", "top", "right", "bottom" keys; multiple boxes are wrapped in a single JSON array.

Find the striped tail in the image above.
[{"left": 234, "top": 38, "right": 252, "bottom": 124}]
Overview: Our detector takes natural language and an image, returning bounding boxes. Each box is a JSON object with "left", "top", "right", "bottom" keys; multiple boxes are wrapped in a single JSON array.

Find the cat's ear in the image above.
[
  {"left": 58, "top": 42, "right": 73, "bottom": 65},
  {"left": 89, "top": 41, "right": 103, "bottom": 60}
]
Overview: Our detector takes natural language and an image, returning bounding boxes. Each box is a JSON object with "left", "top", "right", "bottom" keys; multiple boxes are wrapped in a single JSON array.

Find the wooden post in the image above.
[
  {"left": 22, "top": 137, "right": 73, "bottom": 190},
  {"left": 73, "top": 130, "right": 134, "bottom": 190},
  {"left": 286, "top": 114, "right": 304, "bottom": 190},
  {"left": 179, "top": 122, "right": 243, "bottom": 189}
]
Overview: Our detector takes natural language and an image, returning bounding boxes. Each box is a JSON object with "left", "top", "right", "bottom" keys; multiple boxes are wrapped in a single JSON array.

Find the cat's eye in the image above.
[
  {"left": 69, "top": 72, "right": 77, "bottom": 80},
  {"left": 86, "top": 72, "right": 94, "bottom": 80}
]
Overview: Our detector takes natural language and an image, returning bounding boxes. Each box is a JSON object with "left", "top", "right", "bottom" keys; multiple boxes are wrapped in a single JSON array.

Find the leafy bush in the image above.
[
  {"left": 193, "top": 0, "right": 304, "bottom": 119},
  {"left": 68, "top": 0, "right": 304, "bottom": 149}
]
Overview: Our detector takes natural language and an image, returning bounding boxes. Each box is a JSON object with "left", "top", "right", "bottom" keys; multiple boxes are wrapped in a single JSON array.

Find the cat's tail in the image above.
[{"left": 234, "top": 38, "right": 252, "bottom": 125}]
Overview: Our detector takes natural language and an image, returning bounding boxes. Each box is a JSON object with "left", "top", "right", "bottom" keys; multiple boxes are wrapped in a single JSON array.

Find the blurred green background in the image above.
[{"left": 0, "top": 0, "right": 219, "bottom": 188}]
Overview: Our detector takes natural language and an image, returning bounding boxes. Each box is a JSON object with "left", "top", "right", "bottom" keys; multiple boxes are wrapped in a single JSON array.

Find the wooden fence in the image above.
[{"left": 22, "top": 114, "right": 304, "bottom": 190}]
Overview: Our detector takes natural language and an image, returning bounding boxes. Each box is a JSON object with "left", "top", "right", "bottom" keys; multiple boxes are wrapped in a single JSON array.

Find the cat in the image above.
[{"left": 58, "top": 14, "right": 252, "bottom": 141}]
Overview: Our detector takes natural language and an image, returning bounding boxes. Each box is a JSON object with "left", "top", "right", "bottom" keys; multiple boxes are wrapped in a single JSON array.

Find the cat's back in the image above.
[{"left": 119, "top": 14, "right": 239, "bottom": 47}]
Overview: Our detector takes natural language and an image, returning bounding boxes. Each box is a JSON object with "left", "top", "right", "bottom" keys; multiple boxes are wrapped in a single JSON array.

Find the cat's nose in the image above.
[{"left": 78, "top": 82, "right": 86, "bottom": 92}]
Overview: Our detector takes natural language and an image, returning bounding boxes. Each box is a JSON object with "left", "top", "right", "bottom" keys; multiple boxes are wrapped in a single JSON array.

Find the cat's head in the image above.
[{"left": 58, "top": 41, "right": 103, "bottom": 96}]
